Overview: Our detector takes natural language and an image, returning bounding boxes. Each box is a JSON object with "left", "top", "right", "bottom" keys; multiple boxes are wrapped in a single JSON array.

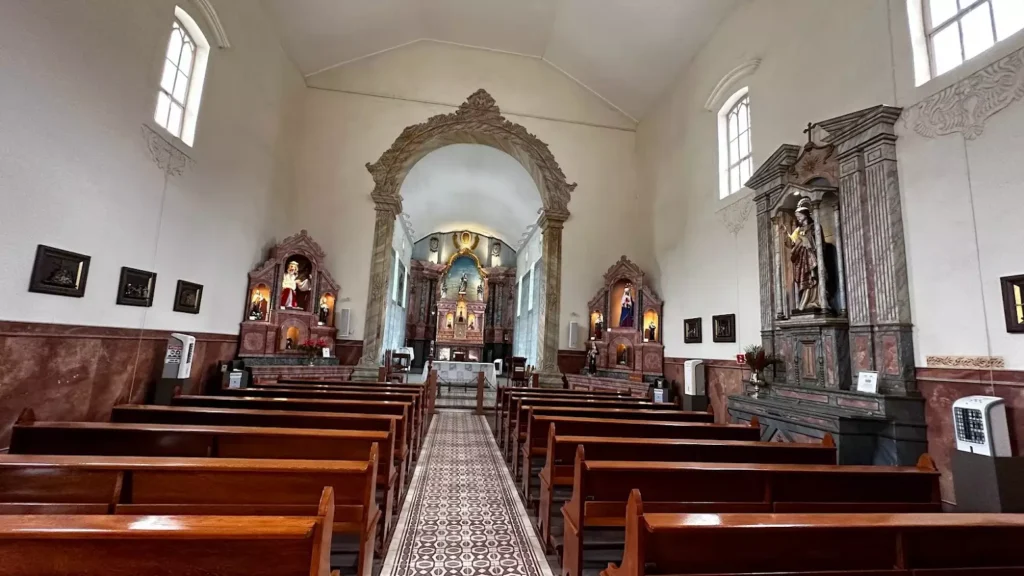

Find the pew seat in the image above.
[
  {"left": 603, "top": 490, "right": 1024, "bottom": 576},
  {"left": 0, "top": 487, "right": 337, "bottom": 576}
]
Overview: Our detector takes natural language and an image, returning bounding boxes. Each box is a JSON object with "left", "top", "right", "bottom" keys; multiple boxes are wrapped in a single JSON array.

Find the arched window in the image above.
[
  {"left": 912, "top": 0, "right": 1024, "bottom": 84},
  {"left": 718, "top": 87, "right": 752, "bottom": 199},
  {"left": 154, "top": 7, "right": 210, "bottom": 146}
]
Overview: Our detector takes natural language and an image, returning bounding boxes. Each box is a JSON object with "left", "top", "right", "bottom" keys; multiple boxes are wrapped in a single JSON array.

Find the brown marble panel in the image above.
[
  {"left": 991, "top": 383, "right": 1024, "bottom": 455},
  {"left": 335, "top": 339, "right": 363, "bottom": 366},
  {"left": 852, "top": 335, "right": 871, "bottom": 372},
  {"left": 707, "top": 366, "right": 745, "bottom": 424},
  {"left": 776, "top": 388, "right": 830, "bottom": 404},
  {"left": 663, "top": 358, "right": 685, "bottom": 384},
  {"left": 0, "top": 321, "right": 238, "bottom": 449},
  {"left": 881, "top": 334, "right": 899, "bottom": 375},
  {"left": 836, "top": 396, "right": 881, "bottom": 411}
]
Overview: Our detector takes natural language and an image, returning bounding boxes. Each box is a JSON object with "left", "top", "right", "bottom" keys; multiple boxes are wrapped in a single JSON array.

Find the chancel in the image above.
[{"left": 3, "top": 0, "right": 1024, "bottom": 575}]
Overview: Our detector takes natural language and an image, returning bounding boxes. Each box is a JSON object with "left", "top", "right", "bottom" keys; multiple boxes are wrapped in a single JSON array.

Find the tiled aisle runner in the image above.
[{"left": 381, "top": 411, "right": 553, "bottom": 576}]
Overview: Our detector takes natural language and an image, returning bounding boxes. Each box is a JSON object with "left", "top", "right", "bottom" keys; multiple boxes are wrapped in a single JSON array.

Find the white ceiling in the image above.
[
  {"left": 261, "top": 0, "right": 741, "bottom": 120},
  {"left": 399, "top": 144, "right": 542, "bottom": 247}
]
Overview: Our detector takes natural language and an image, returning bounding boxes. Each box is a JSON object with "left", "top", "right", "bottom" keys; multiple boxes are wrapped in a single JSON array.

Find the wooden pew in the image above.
[
  {"left": 12, "top": 412, "right": 402, "bottom": 544},
  {"left": 277, "top": 375, "right": 438, "bottom": 416},
  {"left": 111, "top": 404, "right": 403, "bottom": 523},
  {"left": 517, "top": 406, "right": 716, "bottom": 493},
  {"left": 536, "top": 428, "right": 838, "bottom": 551},
  {"left": 221, "top": 387, "right": 424, "bottom": 456},
  {"left": 561, "top": 447, "right": 941, "bottom": 576},
  {"left": 496, "top": 389, "right": 633, "bottom": 443},
  {"left": 0, "top": 454, "right": 378, "bottom": 576},
  {"left": 505, "top": 396, "right": 670, "bottom": 457},
  {"left": 270, "top": 379, "right": 435, "bottom": 426},
  {"left": 172, "top": 394, "right": 414, "bottom": 476},
  {"left": 0, "top": 487, "right": 336, "bottom": 576},
  {"left": 605, "top": 490, "right": 1024, "bottom": 576}
]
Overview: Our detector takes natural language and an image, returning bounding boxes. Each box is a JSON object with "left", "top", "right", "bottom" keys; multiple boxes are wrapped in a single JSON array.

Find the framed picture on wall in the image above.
[
  {"left": 683, "top": 317, "right": 702, "bottom": 343},
  {"left": 116, "top": 267, "right": 157, "bottom": 307},
  {"left": 1000, "top": 274, "right": 1024, "bottom": 333},
  {"left": 712, "top": 313, "right": 736, "bottom": 343},
  {"left": 173, "top": 280, "right": 203, "bottom": 314},
  {"left": 28, "top": 244, "right": 91, "bottom": 298}
]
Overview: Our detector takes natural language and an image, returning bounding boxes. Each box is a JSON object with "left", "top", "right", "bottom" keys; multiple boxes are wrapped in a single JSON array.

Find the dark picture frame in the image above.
[
  {"left": 712, "top": 313, "right": 736, "bottom": 343},
  {"left": 683, "top": 317, "right": 702, "bottom": 343},
  {"left": 1000, "top": 274, "right": 1024, "bottom": 333},
  {"left": 173, "top": 280, "right": 203, "bottom": 314},
  {"left": 116, "top": 267, "right": 157, "bottom": 307},
  {"left": 28, "top": 245, "right": 91, "bottom": 297}
]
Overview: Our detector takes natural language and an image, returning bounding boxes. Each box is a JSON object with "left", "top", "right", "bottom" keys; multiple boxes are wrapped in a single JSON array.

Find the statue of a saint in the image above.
[
  {"left": 318, "top": 296, "right": 330, "bottom": 325},
  {"left": 783, "top": 199, "right": 820, "bottom": 311},
  {"left": 248, "top": 291, "right": 268, "bottom": 321},
  {"left": 586, "top": 343, "right": 598, "bottom": 374},
  {"left": 618, "top": 285, "right": 634, "bottom": 328},
  {"left": 280, "top": 261, "right": 311, "bottom": 310},
  {"left": 646, "top": 321, "right": 657, "bottom": 341},
  {"left": 593, "top": 312, "right": 604, "bottom": 339},
  {"left": 458, "top": 272, "right": 469, "bottom": 295},
  {"left": 440, "top": 279, "right": 448, "bottom": 299},
  {"left": 476, "top": 283, "right": 484, "bottom": 299}
]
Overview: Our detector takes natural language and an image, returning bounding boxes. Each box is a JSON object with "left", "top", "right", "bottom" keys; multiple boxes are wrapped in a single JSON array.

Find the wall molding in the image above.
[
  {"left": 717, "top": 195, "right": 754, "bottom": 235},
  {"left": 190, "top": 0, "right": 231, "bottom": 49},
  {"left": 704, "top": 59, "right": 761, "bottom": 112},
  {"left": 0, "top": 320, "right": 236, "bottom": 343},
  {"left": 903, "top": 46, "right": 1024, "bottom": 140},
  {"left": 926, "top": 355, "right": 1006, "bottom": 369},
  {"left": 141, "top": 125, "right": 193, "bottom": 176}
]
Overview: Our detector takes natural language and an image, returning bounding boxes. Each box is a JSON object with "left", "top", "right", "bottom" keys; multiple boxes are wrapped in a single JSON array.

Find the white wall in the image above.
[
  {"left": 638, "top": 0, "right": 1024, "bottom": 368},
  {"left": 291, "top": 40, "right": 650, "bottom": 348},
  {"left": 0, "top": 0, "right": 304, "bottom": 334}
]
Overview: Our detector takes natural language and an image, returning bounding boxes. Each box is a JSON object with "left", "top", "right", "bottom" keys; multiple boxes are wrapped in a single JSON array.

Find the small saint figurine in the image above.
[
  {"left": 476, "top": 283, "right": 484, "bottom": 299},
  {"left": 469, "top": 318, "right": 476, "bottom": 330},
  {"left": 619, "top": 285, "right": 634, "bottom": 328},
  {"left": 646, "top": 321, "right": 657, "bottom": 341},
  {"left": 248, "top": 291, "right": 267, "bottom": 321},
  {"left": 586, "top": 343, "right": 598, "bottom": 374},
  {"left": 593, "top": 312, "right": 604, "bottom": 339},
  {"left": 458, "top": 272, "right": 469, "bottom": 295},
  {"left": 782, "top": 198, "right": 820, "bottom": 311},
  {"left": 285, "top": 337, "right": 294, "bottom": 350},
  {"left": 317, "top": 296, "right": 330, "bottom": 325},
  {"left": 280, "top": 260, "right": 311, "bottom": 310},
  {"left": 440, "top": 281, "right": 448, "bottom": 299}
]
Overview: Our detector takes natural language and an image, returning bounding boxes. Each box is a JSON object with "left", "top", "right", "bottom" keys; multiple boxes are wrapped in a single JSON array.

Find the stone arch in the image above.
[{"left": 359, "top": 89, "right": 576, "bottom": 375}]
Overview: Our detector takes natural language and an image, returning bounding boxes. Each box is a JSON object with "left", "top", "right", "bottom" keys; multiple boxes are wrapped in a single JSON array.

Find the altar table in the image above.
[{"left": 436, "top": 361, "right": 496, "bottom": 388}]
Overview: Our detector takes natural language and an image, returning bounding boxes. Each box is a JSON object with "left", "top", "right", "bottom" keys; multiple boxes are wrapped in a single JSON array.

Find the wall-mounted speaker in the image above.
[{"left": 338, "top": 308, "right": 351, "bottom": 336}]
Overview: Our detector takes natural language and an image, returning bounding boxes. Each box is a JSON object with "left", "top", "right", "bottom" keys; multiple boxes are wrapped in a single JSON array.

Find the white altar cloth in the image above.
[{"left": 435, "top": 361, "right": 496, "bottom": 387}]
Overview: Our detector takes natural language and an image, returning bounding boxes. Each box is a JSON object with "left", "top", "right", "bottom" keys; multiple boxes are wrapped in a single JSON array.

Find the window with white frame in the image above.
[
  {"left": 154, "top": 7, "right": 210, "bottom": 146},
  {"left": 924, "top": 0, "right": 1024, "bottom": 77},
  {"left": 718, "top": 88, "right": 753, "bottom": 199}
]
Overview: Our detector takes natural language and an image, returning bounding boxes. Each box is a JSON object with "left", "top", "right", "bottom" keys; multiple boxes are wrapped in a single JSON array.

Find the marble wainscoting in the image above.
[
  {"left": 917, "top": 366, "right": 1024, "bottom": 505},
  {"left": 664, "top": 357, "right": 750, "bottom": 424},
  {"left": 0, "top": 321, "right": 237, "bottom": 448},
  {"left": 334, "top": 339, "right": 364, "bottom": 366}
]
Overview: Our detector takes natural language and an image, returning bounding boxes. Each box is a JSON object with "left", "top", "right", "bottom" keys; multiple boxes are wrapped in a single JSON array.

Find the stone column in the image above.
[
  {"left": 535, "top": 211, "right": 566, "bottom": 385},
  {"left": 770, "top": 214, "right": 786, "bottom": 319},
  {"left": 359, "top": 200, "right": 400, "bottom": 368},
  {"left": 812, "top": 202, "right": 832, "bottom": 314}
]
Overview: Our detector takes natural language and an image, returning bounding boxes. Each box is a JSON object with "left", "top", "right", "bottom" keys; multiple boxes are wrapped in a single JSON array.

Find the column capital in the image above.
[
  {"left": 370, "top": 192, "right": 403, "bottom": 216},
  {"left": 539, "top": 210, "right": 568, "bottom": 230}
]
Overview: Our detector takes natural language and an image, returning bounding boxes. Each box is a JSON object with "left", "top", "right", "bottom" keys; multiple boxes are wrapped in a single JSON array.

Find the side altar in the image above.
[
  {"left": 580, "top": 256, "right": 664, "bottom": 383},
  {"left": 238, "top": 230, "right": 340, "bottom": 360},
  {"left": 727, "top": 107, "right": 926, "bottom": 466},
  {"left": 434, "top": 246, "right": 487, "bottom": 362}
]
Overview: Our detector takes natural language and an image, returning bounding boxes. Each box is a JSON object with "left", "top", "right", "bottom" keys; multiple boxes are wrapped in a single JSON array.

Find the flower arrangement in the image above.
[
  {"left": 297, "top": 337, "right": 329, "bottom": 360},
  {"left": 743, "top": 344, "right": 780, "bottom": 398}
]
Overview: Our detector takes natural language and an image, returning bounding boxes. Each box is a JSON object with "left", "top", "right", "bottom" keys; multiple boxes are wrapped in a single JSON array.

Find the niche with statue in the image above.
[
  {"left": 239, "top": 230, "right": 340, "bottom": 358},
  {"left": 585, "top": 256, "right": 664, "bottom": 381}
]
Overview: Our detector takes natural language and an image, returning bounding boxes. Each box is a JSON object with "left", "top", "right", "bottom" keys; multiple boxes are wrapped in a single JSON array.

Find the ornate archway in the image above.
[{"left": 360, "top": 89, "right": 576, "bottom": 375}]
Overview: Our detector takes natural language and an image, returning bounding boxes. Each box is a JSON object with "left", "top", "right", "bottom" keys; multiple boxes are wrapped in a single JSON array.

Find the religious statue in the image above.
[
  {"left": 619, "top": 285, "right": 634, "bottom": 328},
  {"left": 646, "top": 321, "right": 657, "bottom": 341},
  {"left": 476, "top": 283, "right": 484, "bottom": 299},
  {"left": 317, "top": 296, "right": 330, "bottom": 325},
  {"left": 782, "top": 198, "right": 820, "bottom": 312},
  {"left": 280, "top": 260, "right": 311, "bottom": 310},
  {"left": 593, "top": 312, "right": 604, "bottom": 339},
  {"left": 468, "top": 318, "right": 476, "bottom": 330},
  {"left": 285, "top": 337, "right": 294, "bottom": 350},
  {"left": 248, "top": 291, "right": 268, "bottom": 321},
  {"left": 586, "top": 343, "right": 598, "bottom": 374},
  {"left": 616, "top": 344, "right": 629, "bottom": 366},
  {"left": 458, "top": 272, "right": 469, "bottom": 295},
  {"left": 440, "top": 278, "right": 448, "bottom": 299}
]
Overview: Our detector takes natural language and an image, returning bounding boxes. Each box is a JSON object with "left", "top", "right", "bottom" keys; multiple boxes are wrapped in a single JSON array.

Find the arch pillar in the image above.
[
  {"left": 535, "top": 210, "right": 567, "bottom": 383},
  {"left": 358, "top": 196, "right": 402, "bottom": 368}
]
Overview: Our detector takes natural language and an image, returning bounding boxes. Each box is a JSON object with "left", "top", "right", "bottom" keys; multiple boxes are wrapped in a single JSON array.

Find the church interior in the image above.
[{"left": 4, "top": 0, "right": 1024, "bottom": 573}]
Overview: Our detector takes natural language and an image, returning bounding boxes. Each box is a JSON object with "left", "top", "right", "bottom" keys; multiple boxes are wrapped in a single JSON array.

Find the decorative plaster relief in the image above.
[
  {"left": 141, "top": 125, "right": 192, "bottom": 176},
  {"left": 903, "top": 47, "right": 1024, "bottom": 140},
  {"left": 704, "top": 59, "right": 761, "bottom": 112},
  {"left": 191, "top": 0, "right": 231, "bottom": 49},
  {"left": 717, "top": 195, "right": 753, "bottom": 235},
  {"left": 926, "top": 355, "right": 1006, "bottom": 369}
]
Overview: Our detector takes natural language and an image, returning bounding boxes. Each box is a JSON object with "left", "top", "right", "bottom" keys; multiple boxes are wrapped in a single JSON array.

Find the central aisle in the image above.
[{"left": 381, "top": 411, "right": 554, "bottom": 576}]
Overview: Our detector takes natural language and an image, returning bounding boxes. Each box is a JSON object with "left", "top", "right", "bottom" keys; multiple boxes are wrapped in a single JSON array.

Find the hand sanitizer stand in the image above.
[
  {"left": 151, "top": 333, "right": 196, "bottom": 405},
  {"left": 951, "top": 396, "right": 1024, "bottom": 512}
]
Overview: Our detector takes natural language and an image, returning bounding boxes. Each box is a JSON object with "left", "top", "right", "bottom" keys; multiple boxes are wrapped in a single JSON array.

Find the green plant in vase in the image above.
[{"left": 743, "top": 344, "right": 780, "bottom": 398}]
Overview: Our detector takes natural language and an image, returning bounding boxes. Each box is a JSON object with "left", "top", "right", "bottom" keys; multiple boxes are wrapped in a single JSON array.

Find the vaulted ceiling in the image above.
[{"left": 261, "top": 0, "right": 741, "bottom": 120}]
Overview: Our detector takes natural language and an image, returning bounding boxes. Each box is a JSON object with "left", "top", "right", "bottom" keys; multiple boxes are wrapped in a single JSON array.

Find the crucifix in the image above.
[{"left": 803, "top": 122, "right": 815, "bottom": 145}]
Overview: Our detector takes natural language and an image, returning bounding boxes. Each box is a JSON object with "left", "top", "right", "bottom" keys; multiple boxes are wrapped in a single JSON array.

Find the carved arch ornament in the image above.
[
  {"left": 359, "top": 89, "right": 577, "bottom": 368},
  {"left": 365, "top": 89, "right": 577, "bottom": 220}
]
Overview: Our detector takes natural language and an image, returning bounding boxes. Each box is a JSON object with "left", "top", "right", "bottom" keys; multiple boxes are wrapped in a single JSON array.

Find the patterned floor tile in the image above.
[{"left": 381, "top": 412, "right": 553, "bottom": 576}]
